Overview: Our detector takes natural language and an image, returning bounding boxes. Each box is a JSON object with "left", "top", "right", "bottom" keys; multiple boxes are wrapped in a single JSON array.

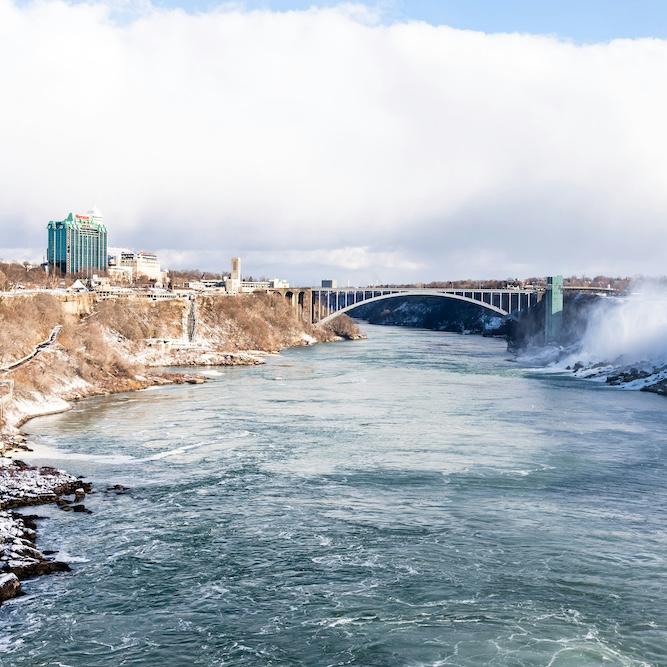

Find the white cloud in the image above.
[{"left": 1, "top": 0, "right": 666, "bottom": 284}]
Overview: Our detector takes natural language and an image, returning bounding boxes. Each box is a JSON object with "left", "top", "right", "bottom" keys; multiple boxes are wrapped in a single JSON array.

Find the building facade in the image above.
[
  {"left": 47, "top": 209, "right": 108, "bottom": 275},
  {"left": 119, "top": 251, "right": 162, "bottom": 284},
  {"left": 225, "top": 256, "right": 242, "bottom": 294}
]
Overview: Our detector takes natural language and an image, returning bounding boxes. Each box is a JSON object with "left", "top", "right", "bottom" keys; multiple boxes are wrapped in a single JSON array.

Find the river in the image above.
[{"left": 2, "top": 325, "right": 666, "bottom": 666}]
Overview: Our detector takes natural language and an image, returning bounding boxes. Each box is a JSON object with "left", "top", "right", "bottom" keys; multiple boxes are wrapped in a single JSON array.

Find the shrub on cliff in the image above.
[
  {"left": 197, "top": 293, "right": 361, "bottom": 350},
  {"left": 324, "top": 315, "right": 364, "bottom": 340},
  {"left": 0, "top": 295, "right": 63, "bottom": 364},
  {"left": 94, "top": 300, "right": 184, "bottom": 341}
]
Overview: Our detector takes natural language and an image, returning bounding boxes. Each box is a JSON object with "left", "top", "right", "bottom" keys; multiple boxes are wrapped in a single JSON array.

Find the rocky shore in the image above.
[
  {"left": 564, "top": 358, "right": 667, "bottom": 395},
  {"left": 0, "top": 458, "right": 93, "bottom": 604},
  {"left": 510, "top": 287, "right": 667, "bottom": 398}
]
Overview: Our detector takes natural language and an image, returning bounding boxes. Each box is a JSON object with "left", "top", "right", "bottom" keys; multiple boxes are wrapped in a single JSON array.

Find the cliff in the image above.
[{"left": 506, "top": 292, "right": 601, "bottom": 351}]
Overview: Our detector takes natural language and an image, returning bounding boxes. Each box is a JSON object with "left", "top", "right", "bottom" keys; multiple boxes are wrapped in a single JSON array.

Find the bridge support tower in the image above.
[{"left": 544, "top": 275, "right": 563, "bottom": 344}]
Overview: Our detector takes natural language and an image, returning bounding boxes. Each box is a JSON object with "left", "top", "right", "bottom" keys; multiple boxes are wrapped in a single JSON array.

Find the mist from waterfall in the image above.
[{"left": 566, "top": 281, "right": 667, "bottom": 368}]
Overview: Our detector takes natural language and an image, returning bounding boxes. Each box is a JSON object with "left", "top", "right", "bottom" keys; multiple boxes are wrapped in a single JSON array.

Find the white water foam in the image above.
[
  {"left": 24, "top": 431, "right": 253, "bottom": 465},
  {"left": 520, "top": 282, "right": 667, "bottom": 390},
  {"left": 567, "top": 282, "right": 667, "bottom": 368},
  {"left": 200, "top": 370, "right": 224, "bottom": 377}
]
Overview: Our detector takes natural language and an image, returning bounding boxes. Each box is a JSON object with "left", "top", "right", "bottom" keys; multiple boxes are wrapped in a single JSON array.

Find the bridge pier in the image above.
[
  {"left": 543, "top": 275, "right": 563, "bottom": 344},
  {"left": 274, "top": 288, "right": 312, "bottom": 322}
]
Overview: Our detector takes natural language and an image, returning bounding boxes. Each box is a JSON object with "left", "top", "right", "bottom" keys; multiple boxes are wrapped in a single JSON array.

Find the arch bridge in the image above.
[
  {"left": 273, "top": 285, "right": 546, "bottom": 326},
  {"left": 312, "top": 287, "right": 544, "bottom": 325},
  {"left": 271, "top": 278, "right": 618, "bottom": 342}
]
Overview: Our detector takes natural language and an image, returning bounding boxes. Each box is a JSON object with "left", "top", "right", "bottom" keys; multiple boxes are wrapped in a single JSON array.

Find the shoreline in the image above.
[
  {"left": 0, "top": 333, "right": 360, "bottom": 605},
  {"left": 0, "top": 458, "right": 93, "bottom": 604},
  {"left": 0, "top": 369, "right": 206, "bottom": 606}
]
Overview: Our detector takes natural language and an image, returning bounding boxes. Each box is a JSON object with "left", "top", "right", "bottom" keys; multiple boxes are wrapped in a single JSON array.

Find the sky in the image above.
[
  {"left": 150, "top": 0, "right": 667, "bottom": 43},
  {"left": 1, "top": 0, "right": 667, "bottom": 285}
]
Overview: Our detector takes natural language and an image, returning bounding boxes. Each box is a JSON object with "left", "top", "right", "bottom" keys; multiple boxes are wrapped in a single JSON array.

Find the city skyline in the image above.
[{"left": 1, "top": 0, "right": 667, "bottom": 285}]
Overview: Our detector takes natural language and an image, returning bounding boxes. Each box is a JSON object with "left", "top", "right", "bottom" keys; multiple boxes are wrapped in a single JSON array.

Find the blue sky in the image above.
[{"left": 148, "top": 0, "right": 667, "bottom": 42}]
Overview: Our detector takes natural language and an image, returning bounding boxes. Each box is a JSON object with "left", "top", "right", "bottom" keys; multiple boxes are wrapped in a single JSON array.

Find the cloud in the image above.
[
  {"left": 1, "top": 0, "right": 666, "bottom": 284},
  {"left": 157, "top": 246, "right": 423, "bottom": 283}
]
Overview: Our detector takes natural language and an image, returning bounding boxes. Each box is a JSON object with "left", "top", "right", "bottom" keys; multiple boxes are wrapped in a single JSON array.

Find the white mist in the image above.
[{"left": 571, "top": 282, "right": 667, "bottom": 367}]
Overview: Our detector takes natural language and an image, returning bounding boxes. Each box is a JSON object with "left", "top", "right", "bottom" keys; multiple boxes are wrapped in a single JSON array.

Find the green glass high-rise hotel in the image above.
[{"left": 47, "top": 209, "right": 108, "bottom": 275}]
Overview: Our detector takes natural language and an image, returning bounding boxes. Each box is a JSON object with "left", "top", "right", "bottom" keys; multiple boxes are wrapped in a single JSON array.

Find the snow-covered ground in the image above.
[{"left": 0, "top": 458, "right": 86, "bottom": 603}]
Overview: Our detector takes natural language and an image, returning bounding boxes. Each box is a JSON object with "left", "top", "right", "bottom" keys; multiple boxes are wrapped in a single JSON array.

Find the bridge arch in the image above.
[{"left": 317, "top": 290, "right": 508, "bottom": 326}]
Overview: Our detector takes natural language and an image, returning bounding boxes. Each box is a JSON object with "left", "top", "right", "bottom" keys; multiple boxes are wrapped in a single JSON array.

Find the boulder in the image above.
[
  {"left": 106, "top": 484, "right": 130, "bottom": 494},
  {"left": 0, "top": 573, "right": 21, "bottom": 602},
  {"left": 71, "top": 504, "right": 91, "bottom": 514}
]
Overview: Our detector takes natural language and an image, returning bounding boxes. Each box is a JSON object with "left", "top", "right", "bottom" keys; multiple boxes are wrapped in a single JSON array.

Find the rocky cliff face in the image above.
[
  {"left": 350, "top": 296, "right": 507, "bottom": 335},
  {"left": 506, "top": 292, "right": 601, "bottom": 351}
]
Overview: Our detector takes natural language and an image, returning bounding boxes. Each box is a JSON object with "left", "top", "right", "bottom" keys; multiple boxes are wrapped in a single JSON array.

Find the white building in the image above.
[
  {"left": 108, "top": 265, "right": 133, "bottom": 283},
  {"left": 109, "top": 250, "right": 163, "bottom": 286},
  {"left": 239, "top": 278, "right": 290, "bottom": 292},
  {"left": 224, "top": 256, "right": 242, "bottom": 294},
  {"left": 221, "top": 257, "right": 289, "bottom": 294}
]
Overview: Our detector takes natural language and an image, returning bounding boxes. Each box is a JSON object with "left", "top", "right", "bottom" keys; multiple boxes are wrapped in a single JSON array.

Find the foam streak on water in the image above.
[{"left": 2, "top": 325, "right": 666, "bottom": 666}]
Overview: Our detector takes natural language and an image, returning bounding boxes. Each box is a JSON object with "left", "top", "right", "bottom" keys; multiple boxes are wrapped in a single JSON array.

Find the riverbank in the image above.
[{"left": 0, "top": 292, "right": 363, "bottom": 602}]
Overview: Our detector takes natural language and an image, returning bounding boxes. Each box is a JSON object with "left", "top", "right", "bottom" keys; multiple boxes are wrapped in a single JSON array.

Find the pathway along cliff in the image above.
[{"left": 1, "top": 324, "right": 665, "bottom": 666}]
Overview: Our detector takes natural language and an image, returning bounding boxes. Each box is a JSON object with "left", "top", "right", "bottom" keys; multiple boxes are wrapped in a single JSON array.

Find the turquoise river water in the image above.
[{"left": 1, "top": 324, "right": 666, "bottom": 666}]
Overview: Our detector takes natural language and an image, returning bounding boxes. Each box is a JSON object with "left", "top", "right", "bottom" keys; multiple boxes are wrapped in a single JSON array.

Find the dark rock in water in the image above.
[
  {"left": 641, "top": 379, "right": 667, "bottom": 396},
  {"left": 572, "top": 362, "right": 584, "bottom": 372},
  {"left": 17, "top": 515, "right": 42, "bottom": 530},
  {"left": 9, "top": 560, "right": 71, "bottom": 579},
  {"left": 56, "top": 497, "right": 72, "bottom": 507},
  {"left": 106, "top": 484, "right": 130, "bottom": 494},
  {"left": 607, "top": 369, "right": 652, "bottom": 386},
  {"left": 59, "top": 505, "right": 73, "bottom": 512},
  {"left": 42, "top": 550, "right": 57, "bottom": 556},
  {"left": 71, "top": 504, "right": 91, "bottom": 514},
  {"left": 0, "top": 573, "right": 22, "bottom": 602}
]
